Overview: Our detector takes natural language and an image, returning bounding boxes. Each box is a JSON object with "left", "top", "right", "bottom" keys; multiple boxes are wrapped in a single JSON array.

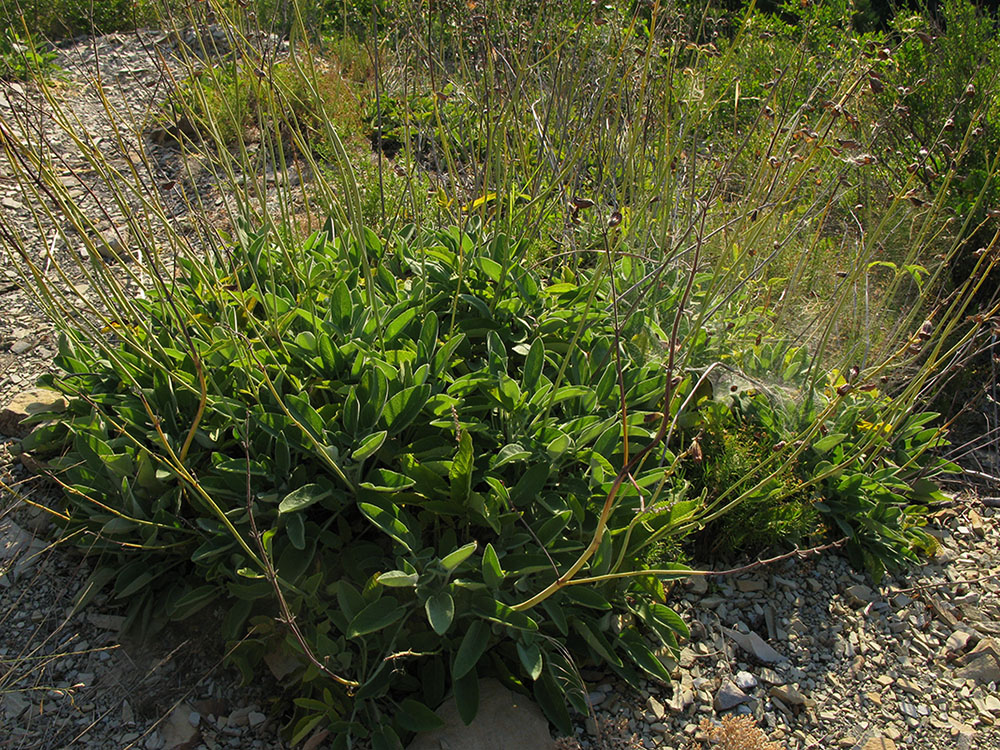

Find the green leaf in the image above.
[
  {"left": 452, "top": 619, "right": 490, "bottom": 680},
  {"left": 454, "top": 668, "right": 479, "bottom": 725},
  {"left": 371, "top": 726, "right": 403, "bottom": 750},
  {"left": 432, "top": 333, "right": 467, "bottom": 374},
  {"left": 115, "top": 566, "right": 155, "bottom": 599},
  {"left": 378, "top": 570, "right": 419, "bottom": 587},
  {"left": 385, "top": 308, "right": 417, "bottom": 343},
  {"left": 450, "top": 430, "right": 474, "bottom": 504},
  {"left": 491, "top": 443, "right": 530, "bottom": 469},
  {"left": 347, "top": 597, "right": 406, "bottom": 637},
  {"left": 425, "top": 591, "right": 455, "bottom": 635},
  {"left": 360, "top": 469, "right": 417, "bottom": 491},
  {"left": 382, "top": 384, "right": 431, "bottom": 435},
  {"left": 813, "top": 433, "right": 848, "bottom": 453},
  {"left": 441, "top": 540, "right": 477, "bottom": 571},
  {"left": 359, "top": 500, "right": 418, "bottom": 552},
  {"left": 167, "top": 585, "right": 219, "bottom": 621},
  {"left": 279, "top": 483, "right": 331, "bottom": 514},
  {"left": 516, "top": 641, "right": 543, "bottom": 680},
  {"left": 396, "top": 699, "right": 445, "bottom": 733},
  {"left": 618, "top": 629, "right": 671, "bottom": 682},
  {"left": 533, "top": 671, "right": 572, "bottom": 735},
  {"left": 561, "top": 586, "right": 612, "bottom": 610},
  {"left": 642, "top": 602, "right": 690, "bottom": 641},
  {"left": 290, "top": 715, "right": 325, "bottom": 747},
  {"left": 285, "top": 511, "right": 306, "bottom": 550},
  {"left": 329, "top": 280, "right": 352, "bottom": 329},
  {"left": 475, "top": 599, "right": 538, "bottom": 631},
  {"left": 510, "top": 463, "right": 549, "bottom": 506},
  {"left": 572, "top": 617, "right": 622, "bottom": 667},
  {"left": 481, "top": 543, "right": 505, "bottom": 588},
  {"left": 418, "top": 311, "right": 439, "bottom": 358},
  {"left": 352, "top": 430, "right": 387, "bottom": 461},
  {"left": 522, "top": 338, "right": 545, "bottom": 392}
]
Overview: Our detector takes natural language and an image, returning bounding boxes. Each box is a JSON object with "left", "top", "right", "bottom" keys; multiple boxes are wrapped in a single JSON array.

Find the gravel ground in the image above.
[{"left": 3, "top": 30, "right": 1000, "bottom": 750}]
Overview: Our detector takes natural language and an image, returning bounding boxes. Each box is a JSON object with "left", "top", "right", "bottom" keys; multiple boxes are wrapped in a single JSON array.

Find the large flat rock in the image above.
[
  {"left": 406, "top": 678, "right": 554, "bottom": 750},
  {"left": 0, "top": 388, "right": 65, "bottom": 438}
]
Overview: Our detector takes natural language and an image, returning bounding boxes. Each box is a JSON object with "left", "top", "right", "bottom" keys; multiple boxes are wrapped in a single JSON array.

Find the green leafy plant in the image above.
[
  {"left": 1, "top": 0, "right": 161, "bottom": 38},
  {"left": 157, "top": 57, "right": 363, "bottom": 159},
  {"left": 0, "top": 27, "right": 58, "bottom": 80},
  {"left": 26, "top": 221, "right": 706, "bottom": 742},
  {"left": 2, "top": 0, "right": 995, "bottom": 745}
]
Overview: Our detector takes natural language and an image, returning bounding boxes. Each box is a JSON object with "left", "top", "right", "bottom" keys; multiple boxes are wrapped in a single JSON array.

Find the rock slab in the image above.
[
  {"left": 0, "top": 388, "right": 65, "bottom": 437},
  {"left": 407, "top": 678, "right": 554, "bottom": 750}
]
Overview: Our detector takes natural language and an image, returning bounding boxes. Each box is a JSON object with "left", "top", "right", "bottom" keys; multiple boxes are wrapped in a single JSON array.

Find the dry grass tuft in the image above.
[{"left": 691, "top": 715, "right": 785, "bottom": 750}]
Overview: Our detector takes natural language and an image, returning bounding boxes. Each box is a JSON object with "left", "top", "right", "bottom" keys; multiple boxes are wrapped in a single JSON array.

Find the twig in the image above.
[
  {"left": 895, "top": 572, "right": 1000, "bottom": 595},
  {"left": 241, "top": 419, "right": 358, "bottom": 691},
  {"left": 564, "top": 538, "right": 849, "bottom": 587},
  {"left": 699, "top": 538, "right": 849, "bottom": 579},
  {"left": 963, "top": 468, "right": 1000, "bottom": 485}
]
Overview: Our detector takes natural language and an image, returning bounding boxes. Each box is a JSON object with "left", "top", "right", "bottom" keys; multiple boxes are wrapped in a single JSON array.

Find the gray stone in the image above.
[
  {"left": 737, "top": 577, "right": 766, "bottom": 593},
  {"left": 945, "top": 630, "right": 972, "bottom": 654},
  {"left": 645, "top": 695, "right": 665, "bottom": 719},
  {"left": 734, "top": 671, "right": 758, "bottom": 691},
  {"left": 161, "top": 703, "right": 200, "bottom": 749},
  {"left": 955, "top": 639, "right": 1000, "bottom": 685},
  {"left": 722, "top": 627, "right": 786, "bottom": 663},
  {"left": 407, "top": 679, "right": 555, "bottom": 750},
  {"left": 768, "top": 685, "right": 814, "bottom": 707},
  {"left": 714, "top": 681, "right": 749, "bottom": 711},
  {"left": 845, "top": 584, "right": 878, "bottom": 607}
]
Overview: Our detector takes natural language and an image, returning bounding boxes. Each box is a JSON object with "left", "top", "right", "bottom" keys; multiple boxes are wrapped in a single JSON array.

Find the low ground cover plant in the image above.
[
  {"left": 0, "top": 27, "right": 57, "bottom": 80},
  {"left": 157, "top": 57, "right": 363, "bottom": 158},
  {"left": 20, "top": 219, "right": 958, "bottom": 742}
]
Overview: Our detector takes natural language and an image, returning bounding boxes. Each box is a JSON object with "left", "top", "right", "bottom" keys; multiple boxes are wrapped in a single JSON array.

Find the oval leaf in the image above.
[
  {"left": 382, "top": 384, "right": 431, "bottom": 435},
  {"left": 516, "top": 641, "right": 543, "bottom": 681},
  {"left": 347, "top": 598, "right": 406, "bottom": 638},
  {"left": 425, "top": 591, "right": 455, "bottom": 635},
  {"left": 396, "top": 698, "right": 445, "bottom": 733},
  {"left": 441, "top": 541, "right": 477, "bottom": 571},
  {"left": 279, "top": 483, "right": 331, "bottom": 514},
  {"left": 352, "top": 430, "right": 387, "bottom": 461},
  {"left": 452, "top": 619, "right": 490, "bottom": 680},
  {"left": 378, "top": 570, "right": 419, "bottom": 587}
]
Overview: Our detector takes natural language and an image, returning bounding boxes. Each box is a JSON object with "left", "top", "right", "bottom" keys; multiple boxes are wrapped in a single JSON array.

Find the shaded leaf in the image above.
[
  {"left": 425, "top": 591, "right": 455, "bottom": 635},
  {"left": 347, "top": 597, "right": 407, "bottom": 638},
  {"left": 452, "top": 620, "right": 490, "bottom": 679}
]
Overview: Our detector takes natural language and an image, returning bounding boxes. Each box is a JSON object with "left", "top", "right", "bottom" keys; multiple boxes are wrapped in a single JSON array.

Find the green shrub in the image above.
[
  {"left": 1, "top": 0, "right": 162, "bottom": 38},
  {"left": 0, "top": 27, "right": 58, "bottom": 80},
  {"left": 29, "top": 222, "right": 700, "bottom": 741},
  {"left": 157, "top": 58, "right": 363, "bottom": 159},
  {"left": 2, "top": 0, "right": 982, "bottom": 744},
  {"left": 21, "top": 215, "right": 959, "bottom": 741}
]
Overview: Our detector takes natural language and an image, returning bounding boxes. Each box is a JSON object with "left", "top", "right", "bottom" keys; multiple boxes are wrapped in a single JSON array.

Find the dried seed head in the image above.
[{"left": 689, "top": 439, "right": 703, "bottom": 463}]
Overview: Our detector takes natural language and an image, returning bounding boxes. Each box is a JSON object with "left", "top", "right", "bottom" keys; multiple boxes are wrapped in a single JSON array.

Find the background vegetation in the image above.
[{"left": 1, "top": 0, "right": 998, "bottom": 746}]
